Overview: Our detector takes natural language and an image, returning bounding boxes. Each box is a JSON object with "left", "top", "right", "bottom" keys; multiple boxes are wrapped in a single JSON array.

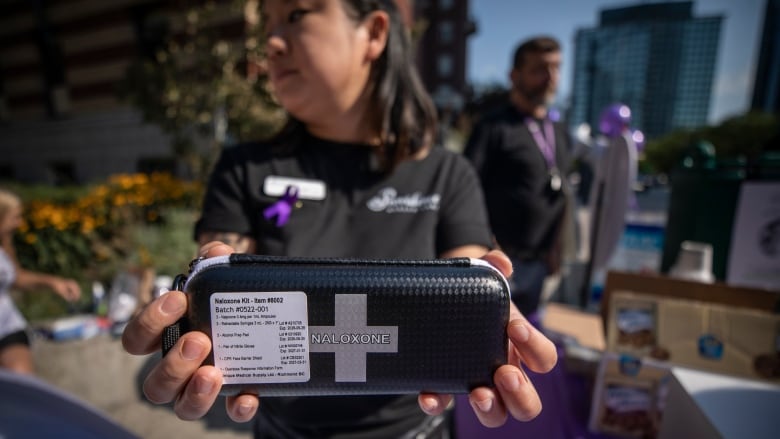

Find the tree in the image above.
[
  {"left": 642, "top": 111, "right": 780, "bottom": 174},
  {"left": 120, "top": 0, "right": 284, "bottom": 181}
]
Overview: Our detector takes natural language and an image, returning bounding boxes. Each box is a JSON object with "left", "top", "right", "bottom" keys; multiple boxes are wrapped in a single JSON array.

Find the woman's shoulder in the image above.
[
  {"left": 405, "top": 147, "right": 478, "bottom": 183},
  {"left": 425, "top": 146, "right": 475, "bottom": 168}
]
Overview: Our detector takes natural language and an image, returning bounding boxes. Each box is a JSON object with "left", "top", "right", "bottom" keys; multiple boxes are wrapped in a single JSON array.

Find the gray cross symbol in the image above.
[{"left": 309, "top": 294, "right": 398, "bottom": 382}]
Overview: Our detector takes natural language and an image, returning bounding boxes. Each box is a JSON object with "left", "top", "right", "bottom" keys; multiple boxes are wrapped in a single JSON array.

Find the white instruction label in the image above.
[{"left": 210, "top": 292, "right": 310, "bottom": 384}]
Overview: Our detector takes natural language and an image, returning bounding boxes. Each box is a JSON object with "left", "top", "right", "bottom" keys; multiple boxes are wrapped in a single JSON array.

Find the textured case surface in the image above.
[{"left": 167, "top": 254, "right": 510, "bottom": 396}]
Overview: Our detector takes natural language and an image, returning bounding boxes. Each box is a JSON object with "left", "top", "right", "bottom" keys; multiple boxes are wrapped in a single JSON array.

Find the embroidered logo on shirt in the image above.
[{"left": 366, "top": 188, "right": 441, "bottom": 213}]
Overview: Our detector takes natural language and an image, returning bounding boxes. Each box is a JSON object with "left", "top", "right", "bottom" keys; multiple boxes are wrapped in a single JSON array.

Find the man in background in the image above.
[{"left": 464, "top": 36, "right": 576, "bottom": 315}]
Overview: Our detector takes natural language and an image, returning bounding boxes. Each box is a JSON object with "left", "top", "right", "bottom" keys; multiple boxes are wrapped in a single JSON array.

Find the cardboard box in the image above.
[
  {"left": 542, "top": 302, "right": 606, "bottom": 351},
  {"left": 589, "top": 353, "right": 671, "bottom": 438},
  {"left": 658, "top": 367, "right": 780, "bottom": 439},
  {"left": 541, "top": 302, "right": 606, "bottom": 376},
  {"left": 589, "top": 271, "right": 780, "bottom": 438},
  {"left": 606, "top": 291, "right": 780, "bottom": 383},
  {"left": 601, "top": 270, "right": 780, "bottom": 331}
]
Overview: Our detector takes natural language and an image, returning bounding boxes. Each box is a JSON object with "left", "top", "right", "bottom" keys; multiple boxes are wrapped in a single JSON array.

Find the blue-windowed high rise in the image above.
[{"left": 569, "top": 2, "right": 722, "bottom": 139}]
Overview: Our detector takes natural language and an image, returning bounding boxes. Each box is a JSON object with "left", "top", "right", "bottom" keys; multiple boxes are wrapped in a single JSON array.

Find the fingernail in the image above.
[
  {"left": 194, "top": 375, "right": 215, "bottom": 395},
  {"left": 238, "top": 402, "right": 254, "bottom": 416},
  {"left": 510, "top": 323, "right": 531, "bottom": 343},
  {"left": 499, "top": 372, "right": 522, "bottom": 392},
  {"left": 161, "top": 293, "right": 185, "bottom": 315},
  {"left": 199, "top": 243, "right": 218, "bottom": 257},
  {"left": 182, "top": 339, "right": 207, "bottom": 360},
  {"left": 473, "top": 398, "right": 493, "bottom": 413},
  {"left": 421, "top": 398, "right": 438, "bottom": 413}
]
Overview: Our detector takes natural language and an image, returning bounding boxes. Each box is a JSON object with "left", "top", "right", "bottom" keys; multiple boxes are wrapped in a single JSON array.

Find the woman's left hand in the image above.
[{"left": 417, "top": 250, "right": 558, "bottom": 427}]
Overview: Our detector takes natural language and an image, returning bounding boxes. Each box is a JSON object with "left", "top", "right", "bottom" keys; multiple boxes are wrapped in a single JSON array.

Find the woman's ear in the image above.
[{"left": 364, "top": 10, "right": 389, "bottom": 61}]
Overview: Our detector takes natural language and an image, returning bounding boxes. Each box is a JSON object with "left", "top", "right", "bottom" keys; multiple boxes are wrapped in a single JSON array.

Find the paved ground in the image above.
[{"left": 30, "top": 332, "right": 253, "bottom": 439}]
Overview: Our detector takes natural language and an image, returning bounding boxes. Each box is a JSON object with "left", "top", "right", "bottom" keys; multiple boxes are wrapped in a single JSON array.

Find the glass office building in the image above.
[{"left": 569, "top": 2, "right": 722, "bottom": 139}]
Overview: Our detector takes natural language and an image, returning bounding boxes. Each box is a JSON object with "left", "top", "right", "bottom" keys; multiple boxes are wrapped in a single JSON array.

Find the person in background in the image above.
[
  {"left": 0, "top": 189, "right": 81, "bottom": 374},
  {"left": 464, "top": 36, "right": 577, "bottom": 316},
  {"left": 122, "top": 1, "right": 557, "bottom": 438}
]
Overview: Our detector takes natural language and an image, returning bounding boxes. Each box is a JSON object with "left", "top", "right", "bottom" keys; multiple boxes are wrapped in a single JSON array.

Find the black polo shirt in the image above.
[
  {"left": 464, "top": 104, "right": 573, "bottom": 260},
  {"left": 195, "top": 131, "right": 493, "bottom": 437}
]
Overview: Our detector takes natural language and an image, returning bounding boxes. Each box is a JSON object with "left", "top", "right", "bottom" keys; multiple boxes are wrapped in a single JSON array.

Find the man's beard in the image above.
[{"left": 517, "top": 83, "right": 556, "bottom": 107}]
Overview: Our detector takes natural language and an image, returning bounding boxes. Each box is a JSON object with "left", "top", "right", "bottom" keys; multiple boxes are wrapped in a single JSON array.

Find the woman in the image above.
[
  {"left": 122, "top": 0, "right": 558, "bottom": 437},
  {"left": 0, "top": 189, "right": 81, "bottom": 374}
]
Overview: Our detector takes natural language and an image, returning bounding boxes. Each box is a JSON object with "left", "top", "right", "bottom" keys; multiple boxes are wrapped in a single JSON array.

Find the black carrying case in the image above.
[{"left": 162, "top": 254, "right": 510, "bottom": 396}]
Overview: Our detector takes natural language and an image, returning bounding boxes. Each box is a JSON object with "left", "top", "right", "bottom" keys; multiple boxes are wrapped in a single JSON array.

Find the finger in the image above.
[
  {"left": 493, "top": 365, "right": 542, "bottom": 422},
  {"left": 143, "top": 331, "right": 212, "bottom": 405},
  {"left": 173, "top": 365, "right": 223, "bottom": 420},
  {"left": 200, "top": 241, "right": 236, "bottom": 258},
  {"left": 417, "top": 393, "right": 454, "bottom": 416},
  {"left": 69, "top": 282, "right": 82, "bottom": 301},
  {"left": 122, "top": 290, "right": 188, "bottom": 355},
  {"left": 468, "top": 386, "right": 508, "bottom": 428},
  {"left": 507, "top": 303, "right": 558, "bottom": 373},
  {"left": 481, "top": 250, "right": 513, "bottom": 278},
  {"left": 59, "top": 282, "right": 72, "bottom": 301},
  {"left": 123, "top": 242, "right": 232, "bottom": 356},
  {"left": 226, "top": 393, "right": 260, "bottom": 422},
  {"left": 55, "top": 286, "right": 70, "bottom": 301}
]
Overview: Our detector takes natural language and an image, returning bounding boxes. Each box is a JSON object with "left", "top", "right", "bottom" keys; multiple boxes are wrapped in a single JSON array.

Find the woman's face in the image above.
[
  {"left": 0, "top": 205, "right": 22, "bottom": 236},
  {"left": 262, "top": 0, "right": 379, "bottom": 130}
]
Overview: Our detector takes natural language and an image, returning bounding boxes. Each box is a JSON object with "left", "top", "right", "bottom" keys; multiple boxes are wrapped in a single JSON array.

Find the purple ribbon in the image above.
[{"left": 263, "top": 185, "right": 299, "bottom": 227}]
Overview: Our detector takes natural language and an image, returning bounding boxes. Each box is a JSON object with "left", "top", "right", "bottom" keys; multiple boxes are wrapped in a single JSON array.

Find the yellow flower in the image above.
[{"left": 81, "top": 217, "right": 96, "bottom": 234}]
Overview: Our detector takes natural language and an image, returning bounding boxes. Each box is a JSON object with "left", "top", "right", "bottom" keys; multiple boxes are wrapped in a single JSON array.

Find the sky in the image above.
[{"left": 467, "top": 0, "right": 766, "bottom": 124}]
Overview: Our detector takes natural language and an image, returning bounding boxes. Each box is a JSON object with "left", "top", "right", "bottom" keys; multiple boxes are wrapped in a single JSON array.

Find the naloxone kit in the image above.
[{"left": 162, "top": 254, "right": 510, "bottom": 396}]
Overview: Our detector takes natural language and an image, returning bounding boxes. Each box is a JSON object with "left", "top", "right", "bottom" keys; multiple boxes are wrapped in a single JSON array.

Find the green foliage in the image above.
[
  {"left": 700, "top": 111, "right": 778, "bottom": 160},
  {"left": 11, "top": 288, "right": 85, "bottom": 322},
  {"left": 128, "top": 207, "right": 200, "bottom": 278},
  {"left": 119, "top": 0, "right": 284, "bottom": 180},
  {"left": 5, "top": 183, "right": 91, "bottom": 206},
  {"left": 12, "top": 173, "right": 203, "bottom": 320},
  {"left": 643, "top": 129, "right": 696, "bottom": 175},
  {"left": 642, "top": 111, "right": 779, "bottom": 174}
]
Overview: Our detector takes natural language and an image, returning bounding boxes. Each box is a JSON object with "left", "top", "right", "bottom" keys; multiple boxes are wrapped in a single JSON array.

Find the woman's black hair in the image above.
[{"left": 272, "top": 0, "right": 438, "bottom": 173}]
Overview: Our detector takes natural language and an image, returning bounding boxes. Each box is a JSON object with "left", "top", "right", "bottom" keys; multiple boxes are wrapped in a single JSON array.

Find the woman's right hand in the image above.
[
  {"left": 49, "top": 276, "right": 82, "bottom": 302},
  {"left": 121, "top": 242, "right": 260, "bottom": 422}
]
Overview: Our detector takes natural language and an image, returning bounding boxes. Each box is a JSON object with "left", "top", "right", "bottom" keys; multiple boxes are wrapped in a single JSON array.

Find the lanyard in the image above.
[{"left": 525, "top": 117, "right": 557, "bottom": 170}]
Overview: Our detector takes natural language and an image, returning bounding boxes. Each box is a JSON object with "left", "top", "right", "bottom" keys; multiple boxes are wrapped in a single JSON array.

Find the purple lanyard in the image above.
[{"left": 525, "top": 117, "right": 557, "bottom": 170}]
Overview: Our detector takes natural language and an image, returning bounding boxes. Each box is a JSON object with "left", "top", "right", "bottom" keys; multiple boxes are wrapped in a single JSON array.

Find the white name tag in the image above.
[{"left": 263, "top": 176, "right": 327, "bottom": 201}]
